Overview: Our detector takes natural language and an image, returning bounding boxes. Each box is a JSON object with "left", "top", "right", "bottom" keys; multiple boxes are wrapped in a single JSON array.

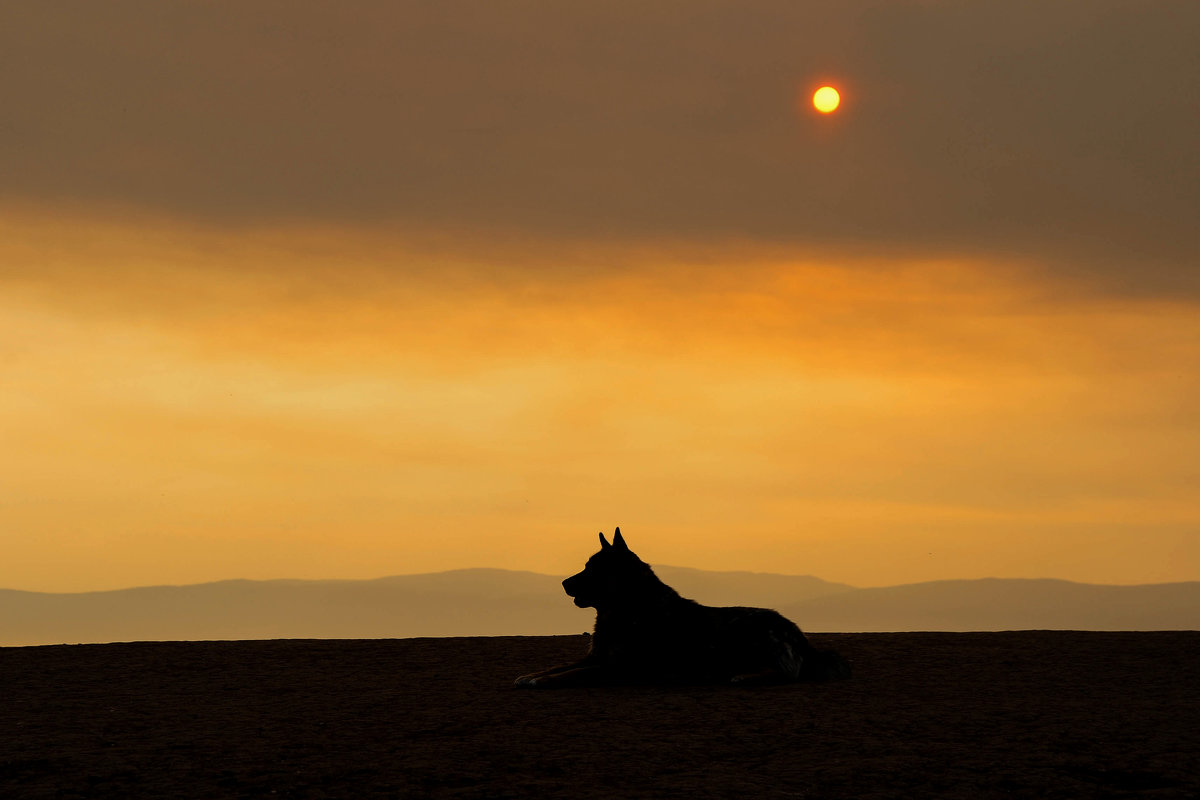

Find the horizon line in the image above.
[{"left": 5, "top": 567, "right": 1199, "bottom": 597}]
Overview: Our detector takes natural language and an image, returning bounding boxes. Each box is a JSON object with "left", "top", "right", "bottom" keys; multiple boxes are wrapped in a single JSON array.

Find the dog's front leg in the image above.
[
  {"left": 514, "top": 654, "right": 602, "bottom": 687},
  {"left": 515, "top": 664, "right": 614, "bottom": 688},
  {"left": 513, "top": 663, "right": 579, "bottom": 686}
]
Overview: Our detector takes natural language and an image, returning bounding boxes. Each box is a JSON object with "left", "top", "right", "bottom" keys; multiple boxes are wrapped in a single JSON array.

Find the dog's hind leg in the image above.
[{"left": 799, "top": 648, "right": 852, "bottom": 681}]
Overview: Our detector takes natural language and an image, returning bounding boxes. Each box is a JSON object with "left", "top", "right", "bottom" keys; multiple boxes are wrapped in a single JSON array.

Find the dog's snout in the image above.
[{"left": 562, "top": 571, "right": 586, "bottom": 597}]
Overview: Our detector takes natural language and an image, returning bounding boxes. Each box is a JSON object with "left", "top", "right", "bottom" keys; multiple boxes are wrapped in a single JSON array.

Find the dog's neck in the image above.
[{"left": 594, "top": 574, "right": 685, "bottom": 617}]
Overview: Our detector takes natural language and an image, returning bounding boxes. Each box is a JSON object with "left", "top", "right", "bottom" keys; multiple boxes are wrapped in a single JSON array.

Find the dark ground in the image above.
[{"left": 2, "top": 632, "right": 1198, "bottom": 799}]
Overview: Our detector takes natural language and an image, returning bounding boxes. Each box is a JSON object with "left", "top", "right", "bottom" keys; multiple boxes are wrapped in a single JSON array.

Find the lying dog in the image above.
[{"left": 516, "top": 528, "right": 850, "bottom": 687}]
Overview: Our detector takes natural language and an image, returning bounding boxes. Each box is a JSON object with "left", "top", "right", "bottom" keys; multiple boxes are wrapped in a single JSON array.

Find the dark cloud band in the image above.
[{"left": 1, "top": 1, "right": 1197, "bottom": 293}]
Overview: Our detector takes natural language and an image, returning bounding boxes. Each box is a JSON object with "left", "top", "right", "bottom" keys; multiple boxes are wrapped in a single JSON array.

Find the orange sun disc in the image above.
[{"left": 813, "top": 86, "right": 841, "bottom": 114}]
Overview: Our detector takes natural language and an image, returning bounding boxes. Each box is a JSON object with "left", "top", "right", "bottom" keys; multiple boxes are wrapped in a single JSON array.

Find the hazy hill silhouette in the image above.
[
  {"left": 1, "top": 569, "right": 1196, "bottom": 646},
  {"left": 786, "top": 578, "right": 1200, "bottom": 633}
]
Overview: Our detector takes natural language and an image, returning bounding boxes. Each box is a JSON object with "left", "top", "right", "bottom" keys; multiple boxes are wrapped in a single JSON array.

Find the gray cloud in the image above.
[{"left": 2, "top": 1, "right": 1197, "bottom": 292}]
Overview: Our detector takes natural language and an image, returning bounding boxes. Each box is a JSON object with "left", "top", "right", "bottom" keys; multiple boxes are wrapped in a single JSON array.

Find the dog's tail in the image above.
[{"left": 799, "top": 648, "right": 852, "bottom": 681}]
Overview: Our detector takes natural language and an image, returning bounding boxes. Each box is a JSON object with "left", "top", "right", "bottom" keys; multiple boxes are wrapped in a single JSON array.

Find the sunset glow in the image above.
[
  {"left": 2, "top": 208, "right": 1198, "bottom": 592},
  {"left": 1, "top": 3, "right": 1197, "bottom": 596}
]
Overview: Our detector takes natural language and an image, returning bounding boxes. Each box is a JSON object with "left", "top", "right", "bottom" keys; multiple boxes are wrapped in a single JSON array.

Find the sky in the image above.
[{"left": 2, "top": 1, "right": 1198, "bottom": 592}]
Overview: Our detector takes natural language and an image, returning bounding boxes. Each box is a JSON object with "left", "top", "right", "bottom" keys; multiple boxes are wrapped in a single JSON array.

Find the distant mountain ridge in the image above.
[
  {"left": 2, "top": 568, "right": 1196, "bottom": 646},
  {"left": 783, "top": 578, "right": 1200, "bottom": 634}
]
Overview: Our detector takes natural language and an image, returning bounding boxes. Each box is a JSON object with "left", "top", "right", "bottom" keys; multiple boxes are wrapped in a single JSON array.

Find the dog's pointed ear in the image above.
[
  {"left": 612, "top": 527, "right": 628, "bottom": 551},
  {"left": 599, "top": 531, "right": 611, "bottom": 549}
]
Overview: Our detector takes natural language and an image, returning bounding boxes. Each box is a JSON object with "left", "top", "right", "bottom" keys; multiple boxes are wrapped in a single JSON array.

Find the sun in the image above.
[{"left": 813, "top": 86, "right": 841, "bottom": 114}]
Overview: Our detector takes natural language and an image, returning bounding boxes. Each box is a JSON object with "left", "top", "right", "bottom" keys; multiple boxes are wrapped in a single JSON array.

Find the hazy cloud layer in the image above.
[
  {"left": 3, "top": 219, "right": 1197, "bottom": 591},
  {"left": 2, "top": 1, "right": 1198, "bottom": 292}
]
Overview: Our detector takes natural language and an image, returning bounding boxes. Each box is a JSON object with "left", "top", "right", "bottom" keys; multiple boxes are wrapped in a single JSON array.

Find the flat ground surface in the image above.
[{"left": 2, "top": 632, "right": 1198, "bottom": 799}]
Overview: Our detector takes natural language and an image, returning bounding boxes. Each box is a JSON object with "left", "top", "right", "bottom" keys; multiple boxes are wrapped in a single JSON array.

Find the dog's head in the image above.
[{"left": 562, "top": 527, "right": 656, "bottom": 609}]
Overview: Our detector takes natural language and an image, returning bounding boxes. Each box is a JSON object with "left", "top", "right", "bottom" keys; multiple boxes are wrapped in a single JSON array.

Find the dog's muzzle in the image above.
[{"left": 562, "top": 575, "right": 588, "bottom": 607}]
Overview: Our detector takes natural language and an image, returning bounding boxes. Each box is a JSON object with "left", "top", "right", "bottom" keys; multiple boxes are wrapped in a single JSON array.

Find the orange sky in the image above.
[
  {"left": 2, "top": 2, "right": 1198, "bottom": 591},
  {"left": 3, "top": 210, "right": 1197, "bottom": 591}
]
